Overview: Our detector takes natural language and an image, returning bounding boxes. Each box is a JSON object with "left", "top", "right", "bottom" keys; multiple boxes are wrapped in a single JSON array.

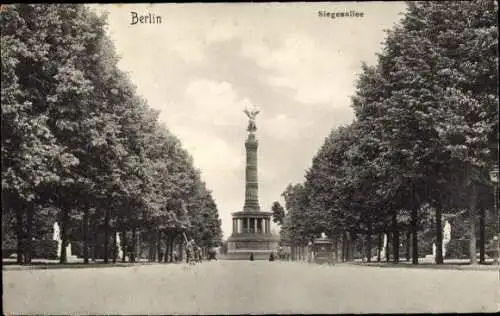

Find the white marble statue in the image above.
[
  {"left": 53, "top": 222, "right": 60, "bottom": 240},
  {"left": 443, "top": 220, "right": 451, "bottom": 257},
  {"left": 116, "top": 232, "right": 123, "bottom": 259},
  {"left": 66, "top": 242, "right": 72, "bottom": 258},
  {"left": 432, "top": 220, "right": 452, "bottom": 259},
  {"left": 53, "top": 222, "right": 62, "bottom": 258},
  {"left": 380, "top": 234, "right": 387, "bottom": 259},
  {"left": 53, "top": 222, "right": 74, "bottom": 259}
]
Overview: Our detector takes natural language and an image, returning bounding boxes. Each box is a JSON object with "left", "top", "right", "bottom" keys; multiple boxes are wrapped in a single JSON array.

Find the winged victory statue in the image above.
[{"left": 244, "top": 106, "right": 260, "bottom": 133}]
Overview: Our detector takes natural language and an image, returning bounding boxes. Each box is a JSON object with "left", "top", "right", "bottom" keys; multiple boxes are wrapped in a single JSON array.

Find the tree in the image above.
[
  {"left": 1, "top": 4, "right": 85, "bottom": 263},
  {"left": 271, "top": 201, "right": 285, "bottom": 226},
  {"left": 380, "top": 1, "right": 498, "bottom": 264},
  {"left": 1, "top": 4, "right": 223, "bottom": 266},
  {"left": 280, "top": 1, "right": 498, "bottom": 267}
]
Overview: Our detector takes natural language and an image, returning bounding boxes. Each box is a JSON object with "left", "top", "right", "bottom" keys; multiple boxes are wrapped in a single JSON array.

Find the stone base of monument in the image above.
[
  {"left": 226, "top": 234, "right": 280, "bottom": 260},
  {"left": 225, "top": 250, "right": 275, "bottom": 260}
]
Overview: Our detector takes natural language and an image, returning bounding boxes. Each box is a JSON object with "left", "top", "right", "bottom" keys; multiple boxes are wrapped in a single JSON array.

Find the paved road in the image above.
[{"left": 3, "top": 261, "right": 499, "bottom": 314}]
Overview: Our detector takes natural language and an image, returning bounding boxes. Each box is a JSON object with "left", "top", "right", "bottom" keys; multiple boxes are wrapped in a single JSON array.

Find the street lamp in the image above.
[{"left": 489, "top": 165, "right": 499, "bottom": 264}]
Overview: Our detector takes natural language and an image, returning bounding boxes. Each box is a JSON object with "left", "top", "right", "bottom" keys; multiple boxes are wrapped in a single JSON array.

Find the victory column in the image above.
[{"left": 226, "top": 106, "right": 279, "bottom": 260}]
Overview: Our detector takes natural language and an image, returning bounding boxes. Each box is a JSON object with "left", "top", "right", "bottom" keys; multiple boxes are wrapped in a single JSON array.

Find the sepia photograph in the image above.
[{"left": 1, "top": 2, "right": 499, "bottom": 314}]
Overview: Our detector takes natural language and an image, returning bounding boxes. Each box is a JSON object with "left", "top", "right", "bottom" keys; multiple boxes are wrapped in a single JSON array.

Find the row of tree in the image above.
[
  {"left": 275, "top": 1, "right": 498, "bottom": 264},
  {"left": 1, "top": 4, "right": 223, "bottom": 264}
]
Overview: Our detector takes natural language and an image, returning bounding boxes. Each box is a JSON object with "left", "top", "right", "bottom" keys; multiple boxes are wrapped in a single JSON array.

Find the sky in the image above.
[{"left": 90, "top": 2, "right": 407, "bottom": 239}]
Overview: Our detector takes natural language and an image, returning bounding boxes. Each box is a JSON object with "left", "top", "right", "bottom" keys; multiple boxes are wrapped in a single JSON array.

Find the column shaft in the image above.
[{"left": 244, "top": 137, "right": 260, "bottom": 211}]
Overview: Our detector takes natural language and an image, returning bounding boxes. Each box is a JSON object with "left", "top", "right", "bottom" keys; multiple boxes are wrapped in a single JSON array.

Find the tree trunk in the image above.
[
  {"left": 179, "top": 240, "right": 184, "bottom": 262},
  {"left": 151, "top": 232, "right": 156, "bottom": 261},
  {"left": 157, "top": 230, "right": 162, "bottom": 262},
  {"left": 60, "top": 208, "right": 69, "bottom": 264},
  {"left": 377, "top": 233, "right": 382, "bottom": 262},
  {"left": 170, "top": 235, "right": 175, "bottom": 262},
  {"left": 495, "top": 187, "right": 500, "bottom": 264},
  {"left": 91, "top": 212, "right": 98, "bottom": 262},
  {"left": 148, "top": 232, "right": 154, "bottom": 262},
  {"left": 360, "top": 237, "right": 365, "bottom": 262},
  {"left": 386, "top": 231, "right": 391, "bottom": 262},
  {"left": 411, "top": 207, "right": 419, "bottom": 264},
  {"left": 103, "top": 209, "right": 110, "bottom": 263},
  {"left": 334, "top": 235, "right": 340, "bottom": 263},
  {"left": 345, "top": 233, "right": 350, "bottom": 261},
  {"left": 163, "top": 231, "right": 170, "bottom": 263},
  {"left": 169, "top": 234, "right": 174, "bottom": 262},
  {"left": 435, "top": 206, "right": 444, "bottom": 264},
  {"left": 348, "top": 232, "right": 353, "bottom": 261},
  {"left": 83, "top": 209, "right": 89, "bottom": 264},
  {"left": 392, "top": 214, "right": 399, "bottom": 263},
  {"left": 174, "top": 236, "right": 178, "bottom": 261},
  {"left": 479, "top": 208, "right": 485, "bottom": 264},
  {"left": 137, "top": 230, "right": 142, "bottom": 260},
  {"left": 469, "top": 184, "right": 478, "bottom": 265},
  {"left": 121, "top": 229, "right": 127, "bottom": 263},
  {"left": 348, "top": 234, "right": 354, "bottom": 261},
  {"left": 92, "top": 223, "right": 98, "bottom": 262},
  {"left": 24, "top": 204, "right": 34, "bottom": 264},
  {"left": 366, "top": 231, "right": 372, "bottom": 262},
  {"left": 406, "top": 231, "right": 411, "bottom": 261},
  {"left": 112, "top": 227, "right": 117, "bottom": 264},
  {"left": 341, "top": 232, "right": 347, "bottom": 262},
  {"left": 148, "top": 232, "right": 153, "bottom": 261},
  {"left": 131, "top": 227, "right": 137, "bottom": 263},
  {"left": 393, "top": 231, "right": 400, "bottom": 263},
  {"left": 345, "top": 232, "right": 350, "bottom": 261},
  {"left": 164, "top": 234, "right": 169, "bottom": 263},
  {"left": 15, "top": 207, "right": 24, "bottom": 264}
]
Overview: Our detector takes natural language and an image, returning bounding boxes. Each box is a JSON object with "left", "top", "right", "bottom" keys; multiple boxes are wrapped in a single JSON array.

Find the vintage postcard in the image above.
[{"left": 2, "top": 2, "right": 499, "bottom": 315}]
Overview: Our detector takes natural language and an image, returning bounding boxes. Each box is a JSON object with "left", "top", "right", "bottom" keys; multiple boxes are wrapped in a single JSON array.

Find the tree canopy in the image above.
[
  {"left": 1, "top": 4, "right": 223, "bottom": 264},
  {"left": 279, "top": 1, "right": 498, "bottom": 265}
]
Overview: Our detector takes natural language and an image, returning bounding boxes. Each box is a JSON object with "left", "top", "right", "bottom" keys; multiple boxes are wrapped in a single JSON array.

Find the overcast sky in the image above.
[{"left": 90, "top": 2, "right": 407, "bottom": 239}]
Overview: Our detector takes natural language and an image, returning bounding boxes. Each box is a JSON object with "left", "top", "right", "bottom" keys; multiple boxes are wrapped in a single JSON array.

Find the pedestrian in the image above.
[
  {"left": 269, "top": 252, "right": 275, "bottom": 261},
  {"left": 197, "top": 246, "right": 203, "bottom": 263},
  {"left": 186, "top": 239, "right": 195, "bottom": 265},
  {"left": 250, "top": 252, "right": 254, "bottom": 261}
]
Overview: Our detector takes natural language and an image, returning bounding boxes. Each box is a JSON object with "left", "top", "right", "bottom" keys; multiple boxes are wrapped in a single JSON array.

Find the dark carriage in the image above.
[{"left": 311, "top": 238, "right": 334, "bottom": 265}]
